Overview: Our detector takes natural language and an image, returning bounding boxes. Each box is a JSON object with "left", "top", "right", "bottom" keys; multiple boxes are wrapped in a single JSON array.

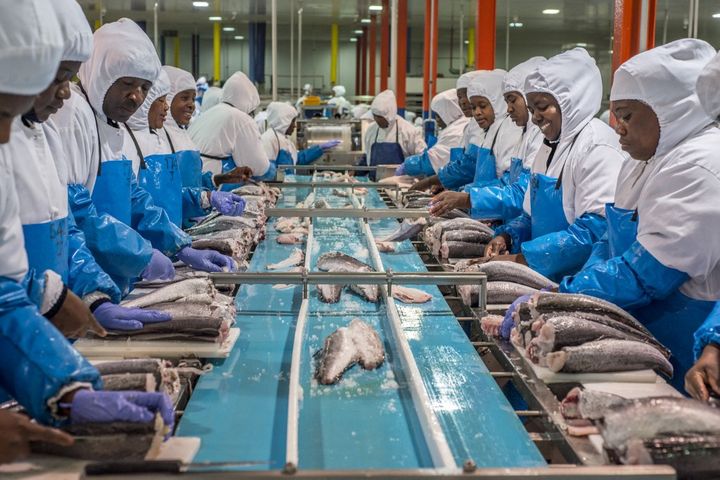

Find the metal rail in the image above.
[
  {"left": 266, "top": 207, "right": 429, "bottom": 219},
  {"left": 267, "top": 181, "right": 396, "bottom": 189},
  {"left": 277, "top": 164, "right": 383, "bottom": 171}
]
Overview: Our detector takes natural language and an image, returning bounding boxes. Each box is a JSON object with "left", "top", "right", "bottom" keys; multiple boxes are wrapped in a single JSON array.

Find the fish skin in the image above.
[
  {"left": 440, "top": 240, "right": 486, "bottom": 259},
  {"left": 487, "top": 281, "right": 538, "bottom": 305},
  {"left": 391, "top": 286, "right": 432, "bottom": 304},
  {"left": 315, "top": 319, "right": 385, "bottom": 385},
  {"left": 121, "top": 279, "right": 215, "bottom": 308},
  {"left": 425, "top": 218, "right": 494, "bottom": 255},
  {"left": 535, "top": 316, "right": 657, "bottom": 355},
  {"left": 148, "top": 301, "right": 235, "bottom": 321},
  {"left": 442, "top": 229, "right": 493, "bottom": 245},
  {"left": 545, "top": 339, "right": 673, "bottom": 378},
  {"left": 441, "top": 209, "right": 471, "bottom": 219},
  {"left": 375, "top": 241, "right": 396, "bottom": 253},
  {"left": 380, "top": 217, "right": 427, "bottom": 242},
  {"left": 101, "top": 373, "right": 157, "bottom": 392},
  {"left": 192, "top": 237, "right": 246, "bottom": 258},
  {"left": 624, "top": 434, "right": 720, "bottom": 477},
  {"left": 317, "top": 284, "right": 343, "bottom": 303},
  {"left": 561, "top": 387, "right": 630, "bottom": 420},
  {"left": 472, "top": 261, "right": 558, "bottom": 289},
  {"left": 316, "top": 252, "right": 380, "bottom": 302},
  {"left": 267, "top": 248, "right": 305, "bottom": 270},
  {"left": 186, "top": 216, "right": 258, "bottom": 235},
  {"left": 277, "top": 233, "right": 304, "bottom": 244}
]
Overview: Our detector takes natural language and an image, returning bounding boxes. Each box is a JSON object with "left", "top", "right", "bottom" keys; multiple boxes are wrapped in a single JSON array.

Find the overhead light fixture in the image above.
[
  {"left": 350, "top": 38, "right": 358, "bottom": 42},
  {"left": 369, "top": 5, "right": 383, "bottom": 11},
  {"left": 509, "top": 22, "right": 523, "bottom": 27},
  {"left": 576, "top": 42, "right": 588, "bottom": 47},
  {"left": 209, "top": 16, "right": 222, "bottom": 21},
  {"left": 542, "top": 8, "right": 560, "bottom": 14},
  {"left": 354, "top": 29, "right": 363, "bottom": 34},
  {"left": 223, "top": 26, "right": 235, "bottom": 31},
  {"left": 193, "top": 1, "right": 209, "bottom": 7},
  {"left": 234, "top": 35, "right": 244, "bottom": 40},
  {"left": 713, "top": 12, "right": 720, "bottom": 18},
  {"left": 360, "top": 18, "right": 371, "bottom": 24}
]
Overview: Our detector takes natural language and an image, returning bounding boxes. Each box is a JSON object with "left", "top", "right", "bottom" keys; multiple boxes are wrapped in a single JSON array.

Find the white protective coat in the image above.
[
  {"left": 189, "top": 71, "right": 271, "bottom": 178},
  {"left": 503, "top": 57, "right": 546, "bottom": 168},
  {"left": 468, "top": 70, "right": 524, "bottom": 177},
  {"left": 0, "top": 136, "right": 30, "bottom": 282},
  {"left": 611, "top": 39, "right": 720, "bottom": 300},
  {"left": 428, "top": 88, "right": 469, "bottom": 172},
  {"left": 696, "top": 49, "right": 720, "bottom": 120},
  {"left": 255, "top": 110, "right": 268, "bottom": 134},
  {"left": 327, "top": 85, "right": 352, "bottom": 117},
  {"left": 364, "top": 90, "right": 426, "bottom": 165},
  {"left": 521, "top": 48, "right": 625, "bottom": 224},
  {"left": 200, "top": 86, "right": 222, "bottom": 114},
  {"left": 162, "top": 65, "right": 198, "bottom": 152},
  {"left": 261, "top": 102, "right": 299, "bottom": 164}
]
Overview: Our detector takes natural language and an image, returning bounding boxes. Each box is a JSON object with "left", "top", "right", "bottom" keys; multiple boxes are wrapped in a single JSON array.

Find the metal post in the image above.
[
  {"left": 476, "top": 0, "right": 496, "bottom": 69},
  {"left": 290, "top": 0, "right": 294, "bottom": 98},
  {"left": 298, "top": 8, "right": 303, "bottom": 96},
  {"left": 331, "top": 24, "right": 339, "bottom": 85},
  {"left": 153, "top": 2, "right": 159, "bottom": 51},
  {"left": 271, "top": 0, "right": 277, "bottom": 100}
]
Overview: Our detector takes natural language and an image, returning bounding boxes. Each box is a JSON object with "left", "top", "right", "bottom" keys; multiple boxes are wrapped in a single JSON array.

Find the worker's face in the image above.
[
  {"left": 527, "top": 92, "right": 562, "bottom": 142},
  {"left": 470, "top": 95, "right": 495, "bottom": 130},
  {"left": 433, "top": 112, "right": 447, "bottom": 129},
  {"left": 148, "top": 95, "right": 168, "bottom": 130},
  {"left": 31, "top": 61, "right": 82, "bottom": 122},
  {"left": 373, "top": 114, "right": 389, "bottom": 129},
  {"left": 457, "top": 88, "right": 472, "bottom": 117},
  {"left": 103, "top": 76, "right": 152, "bottom": 123},
  {"left": 170, "top": 89, "right": 196, "bottom": 127},
  {"left": 504, "top": 91, "right": 529, "bottom": 128},
  {"left": 285, "top": 118, "right": 297, "bottom": 136},
  {"left": 611, "top": 99, "right": 660, "bottom": 161},
  {"left": 0, "top": 93, "right": 35, "bottom": 143}
]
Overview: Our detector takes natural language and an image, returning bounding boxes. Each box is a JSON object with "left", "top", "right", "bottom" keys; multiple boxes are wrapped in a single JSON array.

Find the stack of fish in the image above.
[
  {"left": 483, "top": 292, "right": 673, "bottom": 377},
  {"left": 561, "top": 387, "right": 720, "bottom": 478},
  {"left": 95, "top": 358, "right": 182, "bottom": 403},
  {"left": 455, "top": 260, "right": 557, "bottom": 306},
  {"left": 423, "top": 218, "right": 495, "bottom": 259}
]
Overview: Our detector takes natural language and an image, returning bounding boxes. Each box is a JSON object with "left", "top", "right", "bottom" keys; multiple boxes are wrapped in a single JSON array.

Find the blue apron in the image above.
[
  {"left": 508, "top": 157, "right": 527, "bottom": 184},
  {"left": 91, "top": 159, "right": 133, "bottom": 225},
  {"left": 604, "top": 203, "right": 713, "bottom": 387},
  {"left": 174, "top": 149, "right": 204, "bottom": 189},
  {"left": 368, "top": 127, "right": 404, "bottom": 180},
  {"left": 22, "top": 217, "right": 69, "bottom": 281},
  {"left": 200, "top": 154, "right": 245, "bottom": 192},
  {"left": 529, "top": 171, "right": 569, "bottom": 239},
  {"left": 472, "top": 125, "right": 501, "bottom": 187}
]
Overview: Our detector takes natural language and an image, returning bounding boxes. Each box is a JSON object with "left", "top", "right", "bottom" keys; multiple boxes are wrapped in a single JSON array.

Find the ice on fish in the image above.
[
  {"left": 315, "top": 319, "right": 385, "bottom": 385},
  {"left": 266, "top": 248, "right": 305, "bottom": 270},
  {"left": 391, "top": 286, "right": 431, "bottom": 303},
  {"left": 316, "top": 252, "right": 379, "bottom": 302}
]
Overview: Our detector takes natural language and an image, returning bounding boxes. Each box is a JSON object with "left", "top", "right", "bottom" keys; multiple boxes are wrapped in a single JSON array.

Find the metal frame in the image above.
[{"left": 266, "top": 207, "right": 429, "bottom": 219}]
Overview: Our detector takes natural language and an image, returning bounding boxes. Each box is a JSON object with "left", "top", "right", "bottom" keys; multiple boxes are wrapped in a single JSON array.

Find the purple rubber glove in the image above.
[
  {"left": 93, "top": 302, "right": 172, "bottom": 331},
  {"left": 68, "top": 390, "right": 174, "bottom": 433},
  {"left": 210, "top": 191, "right": 246, "bottom": 216},
  {"left": 395, "top": 163, "right": 406, "bottom": 176},
  {"left": 319, "top": 139, "right": 341, "bottom": 151},
  {"left": 500, "top": 293, "right": 533, "bottom": 340},
  {"left": 140, "top": 249, "right": 175, "bottom": 281},
  {"left": 177, "top": 247, "right": 237, "bottom": 273}
]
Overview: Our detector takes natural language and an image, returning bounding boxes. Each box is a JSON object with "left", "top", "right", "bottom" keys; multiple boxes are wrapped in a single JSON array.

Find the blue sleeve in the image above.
[
  {"left": 521, "top": 213, "right": 607, "bottom": 279},
  {"left": 201, "top": 171, "right": 215, "bottom": 190},
  {"left": 495, "top": 213, "right": 532, "bottom": 254},
  {"left": 297, "top": 145, "right": 323, "bottom": 166},
  {"left": 0, "top": 277, "right": 101, "bottom": 425},
  {"left": 129, "top": 173, "right": 191, "bottom": 257},
  {"left": 182, "top": 186, "right": 210, "bottom": 221},
  {"left": 404, "top": 151, "right": 434, "bottom": 176},
  {"left": 66, "top": 211, "right": 121, "bottom": 303},
  {"left": 694, "top": 302, "right": 720, "bottom": 360},
  {"left": 581, "top": 232, "right": 610, "bottom": 270},
  {"left": 438, "top": 147, "right": 475, "bottom": 190},
  {"left": 68, "top": 183, "right": 152, "bottom": 282},
  {"left": 560, "top": 240, "right": 689, "bottom": 311},
  {"left": 253, "top": 161, "right": 277, "bottom": 182},
  {"left": 469, "top": 169, "right": 529, "bottom": 222},
  {"left": 20, "top": 270, "right": 46, "bottom": 311}
]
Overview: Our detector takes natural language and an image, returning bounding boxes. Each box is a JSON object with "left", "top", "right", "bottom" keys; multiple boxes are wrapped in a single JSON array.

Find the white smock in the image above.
[
  {"left": 327, "top": 85, "right": 352, "bottom": 117},
  {"left": 696, "top": 49, "right": 720, "bottom": 120},
  {"left": 162, "top": 65, "right": 198, "bottom": 152},
  {"left": 261, "top": 102, "right": 299, "bottom": 163},
  {"left": 427, "top": 88, "right": 469, "bottom": 172},
  {"left": 364, "top": 90, "right": 426, "bottom": 165}
]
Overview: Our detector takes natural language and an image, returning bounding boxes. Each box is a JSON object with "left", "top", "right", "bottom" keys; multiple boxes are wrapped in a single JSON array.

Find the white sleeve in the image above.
[
  {"left": 426, "top": 123, "right": 462, "bottom": 172},
  {"left": 231, "top": 117, "right": 271, "bottom": 177},
  {"left": 260, "top": 130, "right": 279, "bottom": 162},
  {"left": 409, "top": 125, "right": 427, "bottom": 156},
  {"left": 569, "top": 144, "right": 624, "bottom": 220},
  {"left": 0, "top": 155, "right": 29, "bottom": 282}
]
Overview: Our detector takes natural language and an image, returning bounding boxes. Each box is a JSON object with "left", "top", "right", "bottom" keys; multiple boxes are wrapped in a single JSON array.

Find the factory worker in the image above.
[
  {"left": 364, "top": 89, "right": 426, "bottom": 170},
  {"left": 404, "top": 110, "right": 417, "bottom": 124},
  {"left": 559, "top": 40, "right": 720, "bottom": 386},
  {"left": 295, "top": 83, "right": 313, "bottom": 110},
  {"left": 327, "top": 85, "right": 352, "bottom": 118},
  {"left": 190, "top": 71, "right": 274, "bottom": 190},
  {"left": 0, "top": 2, "right": 172, "bottom": 459},
  {"left": 485, "top": 48, "right": 625, "bottom": 281},
  {"left": 261, "top": 101, "right": 341, "bottom": 166},
  {"left": 352, "top": 103, "right": 370, "bottom": 120},
  {"left": 194, "top": 75, "right": 208, "bottom": 115},
  {"left": 431, "top": 58, "right": 545, "bottom": 221},
  {"left": 255, "top": 108, "right": 268, "bottom": 134},
  {"left": 398, "top": 88, "right": 469, "bottom": 177},
  {"left": 200, "top": 86, "right": 222, "bottom": 114}
]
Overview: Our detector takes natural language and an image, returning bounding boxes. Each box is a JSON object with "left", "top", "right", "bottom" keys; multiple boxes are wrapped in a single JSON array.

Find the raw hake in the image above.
[
  {"left": 267, "top": 248, "right": 305, "bottom": 270},
  {"left": 441, "top": 229, "right": 493, "bottom": 245},
  {"left": 317, "top": 284, "right": 343, "bottom": 303},
  {"left": 380, "top": 217, "right": 427, "bottom": 242},
  {"left": 121, "top": 279, "right": 215, "bottom": 308},
  {"left": 316, "top": 252, "right": 379, "bottom": 303},
  {"left": 102, "top": 373, "right": 157, "bottom": 392},
  {"left": 561, "top": 386, "right": 630, "bottom": 420},
  {"left": 315, "top": 319, "right": 385, "bottom": 385},
  {"left": 375, "top": 241, "right": 396, "bottom": 253},
  {"left": 472, "top": 261, "right": 558, "bottom": 289},
  {"left": 277, "top": 233, "right": 304, "bottom": 244},
  {"left": 440, "top": 240, "right": 486, "bottom": 259},
  {"left": 391, "top": 286, "right": 431, "bottom": 303}
]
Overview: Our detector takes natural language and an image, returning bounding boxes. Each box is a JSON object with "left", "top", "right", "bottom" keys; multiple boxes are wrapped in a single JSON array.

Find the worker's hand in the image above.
[
  {"left": 49, "top": 290, "right": 107, "bottom": 339},
  {"left": 430, "top": 184, "right": 445, "bottom": 195},
  {"left": 488, "top": 253, "right": 527, "bottom": 266},
  {"left": 408, "top": 175, "right": 441, "bottom": 192},
  {"left": 92, "top": 302, "right": 171, "bottom": 331},
  {"left": 214, "top": 166, "right": 253, "bottom": 185},
  {"left": 210, "top": 191, "right": 246, "bottom": 217},
  {"left": 485, "top": 235, "right": 510, "bottom": 258},
  {"left": 141, "top": 249, "right": 175, "bottom": 281},
  {"left": 177, "top": 247, "right": 237, "bottom": 273},
  {"left": 429, "top": 191, "right": 470, "bottom": 217},
  {"left": 66, "top": 390, "right": 174, "bottom": 434},
  {"left": 685, "top": 343, "right": 720, "bottom": 401},
  {"left": 0, "top": 410, "right": 74, "bottom": 464},
  {"left": 394, "top": 163, "right": 406, "bottom": 176},
  {"left": 319, "top": 140, "right": 341, "bottom": 151}
]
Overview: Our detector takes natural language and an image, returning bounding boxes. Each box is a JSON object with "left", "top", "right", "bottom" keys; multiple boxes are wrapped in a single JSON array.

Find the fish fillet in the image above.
[
  {"left": 315, "top": 319, "right": 385, "bottom": 385},
  {"left": 391, "top": 286, "right": 431, "bottom": 303},
  {"left": 121, "top": 279, "right": 215, "bottom": 308},
  {"left": 267, "top": 248, "right": 305, "bottom": 270}
]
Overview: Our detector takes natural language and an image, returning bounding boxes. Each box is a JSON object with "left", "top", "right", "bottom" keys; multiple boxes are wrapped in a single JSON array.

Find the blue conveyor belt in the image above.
[{"left": 176, "top": 177, "right": 545, "bottom": 471}]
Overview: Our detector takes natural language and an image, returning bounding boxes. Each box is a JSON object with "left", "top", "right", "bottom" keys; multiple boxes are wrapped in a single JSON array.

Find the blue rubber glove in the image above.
[
  {"left": 395, "top": 163, "right": 406, "bottom": 176},
  {"left": 177, "top": 247, "right": 237, "bottom": 273},
  {"left": 67, "top": 390, "right": 174, "bottom": 432},
  {"left": 500, "top": 293, "right": 534, "bottom": 340},
  {"left": 93, "top": 302, "right": 172, "bottom": 331},
  {"left": 319, "top": 139, "right": 341, "bottom": 151},
  {"left": 140, "top": 249, "right": 175, "bottom": 281},
  {"left": 210, "top": 191, "right": 246, "bottom": 217}
]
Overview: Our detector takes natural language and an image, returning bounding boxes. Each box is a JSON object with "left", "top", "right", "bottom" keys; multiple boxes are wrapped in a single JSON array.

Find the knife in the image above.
[{"left": 84, "top": 459, "right": 270, "bottom": 476}]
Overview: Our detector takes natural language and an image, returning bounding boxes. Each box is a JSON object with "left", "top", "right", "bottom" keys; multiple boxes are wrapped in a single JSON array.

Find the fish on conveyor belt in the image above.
[
  {"left": 440, "top": 209, "right": 470, "bottom": 219},
  {"left": 439, "top": 240, "right": 486, "bottom": 259},
  {"left": 453, "top": 257, "right": 486, "bottom": 272},
  {"left": 624, "top": 434, "right": 720, "bottom": 478},
  {"left": 391, "top": 286, "right": 431, "bottom": 303},
  {"left": 375, "top": 241, "right": 396, "bottom": 253},
  {"left": 275, "top": 217, "right": 302, "bottom": 233},
  {"left": 316, "top": 252, "right": 379, "bottom": 302},
  {"left": 313, "top": 199, "right": 330, "bottom": 209},
  {"left": 147, "top": 301, "right": 235, "bottom": 321},
  {"left": 425, "top": 218, "right": 495, "bottom": 255},
  {"left": 192, "top": 237, "right": 247, "bottom": 258},
  {"left": 560, "top": 386, "right": 630, "bottom": 420},
  {"left": 315, "top": 319, "right": 385, "bottom": 385},
  {"left": 317, "top": 284, "right": 343, "bottom": 303},
  {"left": 332, "top": 188, "right": 350, "bottom": 198},
  {"left": 470, "top": 261, "right": 558, "bottom": 289},
  {"left": 267, "top": 248, "right": 305, "bottom": 270},
  {"left": 545, "top": 339, "right": 673, "bottom": 377},
  {"left": 379, "top": 217, "right": 427, "bottom": 242},
  {"left": 459, "top": 281, "right": 538, "bottom": 306},
  {"left": 104, "top": 317, "right": 230, "bottom": 343},
  {"left": 186, "top": 215, "right": 258, "bottom": 235},
  {"left": 102, "top": 373, "right": 157, "bottom": 392},
  {"left": 441, "top": 229, "right": 493, "bottom": 245},
  {"left": 121, "top": 279, "right": 215, "bottom": 308},
  {"left": 277, "top": 233, "right": 305, "bottom": 244}
]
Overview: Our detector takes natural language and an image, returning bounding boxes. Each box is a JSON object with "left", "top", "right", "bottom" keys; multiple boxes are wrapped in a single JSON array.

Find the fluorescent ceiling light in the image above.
[
  {"left": 193, "top": 1, "right": 209, "bottom": 7},
  {"left": 354, "top": 29, "right": 363, "bottom": 34},
  {"left": 209, "top": 16, "right": 222, "bottom": 21},
  {"left": 234, "top": 35, "right": 244, "bottom": 40},
  {"left": 713, "top": 12, "right": 720, "bottom": 18},
  {"left": 369, "top": 5, "right": 383, "bottom": 11},
  {"left": 576, "top": 42, "right": 588, "bottom": 47},
  {"left": 360, "top": 18, "right": 371, "bottom": 23},
  {"left": 223, "top": 26, "right": 235, "bottom": 31},
  {"left": 542, "top": 8, "right": 560, "bottom": 14},
  {"left": 350, "top": 38, "right": 358, "bottom": 42},
  {"left": 509, "top": 22, "right": 523, "bottom": 27},
  {"left": 464, "top": 40, "right": 469, "bottom": 44}
]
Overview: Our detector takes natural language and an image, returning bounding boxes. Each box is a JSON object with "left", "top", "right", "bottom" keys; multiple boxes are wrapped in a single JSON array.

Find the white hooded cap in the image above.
[
  {"left": 0, "top": 0, "right": 64, "bottom": 95},
  {"left": 201, "top": 86, "right": 222, "bottom": 113},
  {"left": 221, "top": 71, "right": 260, "bottom": 114},
  {"left": 430, "top": 88, "right": 464, "bottom": 126},
  {"left": 467, "top": 70, "right": 507, "bottom": 118},
  {"left": 332, "top": 85, "right": 346, "bottom": 97},
  {"left": 456, "top": 70, "right": 484, "bottom": 90},
  {"left": 303, "top": 83, "right": 312, "bottom": 94},
  {"left": 371, "top": 90, "right": 397, "bottom": 125},
  {"left": 126, "top": 68, "right": 170, "bottom": 131},
  {"left": 78, "top": 18, "right": 161, "bottom": 120},
  {"left": 612, "top": 38, "right": 715, "bottom": 159},
  {"left": 51, "top": 0, "right": 93, "bottom": 62},
  {"left": 266, "top": 101, "right": 297, "bottom": 134},
  {"left": 352, "top": 104, "right": 370, "bottom": 119},
  {"left": 163, "top": 65, "right": 196, "bottom": 108},
  {"left": 696, "top": 49, "right": 720, "bottom": 120},
  {"left": 524, "top": 48, "right": 601, "bottom": 143},
  {"left": 502, "top": 56, "right": 546, "bottom": 98}
]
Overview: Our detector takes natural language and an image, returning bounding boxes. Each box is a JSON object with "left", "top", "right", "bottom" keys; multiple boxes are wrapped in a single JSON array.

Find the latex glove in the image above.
[
  {"left": 93, "top": 302, "right": 172, "bottom": 331},
  {"left": 210, "top": 191, "right": 246, "bottom": 216},
  {"left": 395, "top": 163, "right": 406, "bottom": 176},
  {"left": 67, "top": 390, "right": 174, "bottom": 432},
  {"left": 500, "top": 293, "right": 534, "bottom": 340},
  {"left": 50, "top": 290, "right": 107, "bottom": 339},
  {"left": 685, "top": 344, "right": 720, "bottom": 401},
  {"left": 0, "top": 410, "right": 74, "bottom": 463},
  {"left": 177, "top": 247, "right": 237, "bottom": 273},
  {"left": 319, "top": 139, "right": 341, "bottom": 151},
  {"left": 141, "top": 249, "right": 175, "bottom": 281}
]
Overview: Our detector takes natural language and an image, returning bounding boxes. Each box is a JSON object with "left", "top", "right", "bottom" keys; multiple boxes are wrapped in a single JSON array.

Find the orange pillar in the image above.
[
  {"left": 475, "top": 0, "right": 496, "bottom": 70},
  {"left": 422, "top": 0, "right": 432, "bottom": 116},
  {"left": 612, "top": 0, "right": 656, "bottom": 77},
  {"left": 361, "top": 27, "right": 368, "bottom": 95},
  {"left": 369, "top": 15, "right": 377, "bottom": 95},
  {"left": 380, "top": 0, "right": 389, "bottom": 91},
  {"left": 396, "top": 0, "right": 408, "bottom": 113}
]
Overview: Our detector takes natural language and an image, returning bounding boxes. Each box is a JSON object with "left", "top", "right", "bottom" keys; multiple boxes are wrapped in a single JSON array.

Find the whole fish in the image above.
[
  {"left": 453, "top": 257, "right": 486, "bottom": 272},
  {"left": 624, "top": 434, "right": 720, "bottom": 478},
  {"left": 561, "top": 387, "right": 630, "bottom": 420},
  {"left": 316, "top": 252, "right": 379, "bottom": 302},
  {"left": 266, "top": 248, "right": 305, "bottom": 270},
  {"left": 121, "top": 279, "right": 215, "bottom": 308},
  {"left": 472, "top": 261, "right": 558, "bottom": 289},
  {"left": 101, "top": 373, "right": 157, "bottom": 392},
  {"left": 106, "top": 317, "right": 226, "bottom": 337},
  {"left": 315, "top": 319, "right": 385, "bottom": 385},
  {"left": 440, "top": 240, "right": 486, "bottom": 259},
  {"left": 405, "top": 198, "right": 432, "bottom": 209},
  {"left": 442, "top": 229, "right": 493, "bottom": 245},
  {"left": 186, "top": 215, "right": 257, "bottom": 235},
  {"left": 380, "top": 217, "right": 427, "bottom": 242},
  {"left": 391, "top": 286, "right": 432, "bottom": 303},
  {"left": 545, "top": 339, "right": 673, "bottom": 378},
  {"left": 148, "top": 301, "right": 234, "bottom": 321},
  {"left": 465, "top": 281, "right": 538, "bottom": 306}
]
